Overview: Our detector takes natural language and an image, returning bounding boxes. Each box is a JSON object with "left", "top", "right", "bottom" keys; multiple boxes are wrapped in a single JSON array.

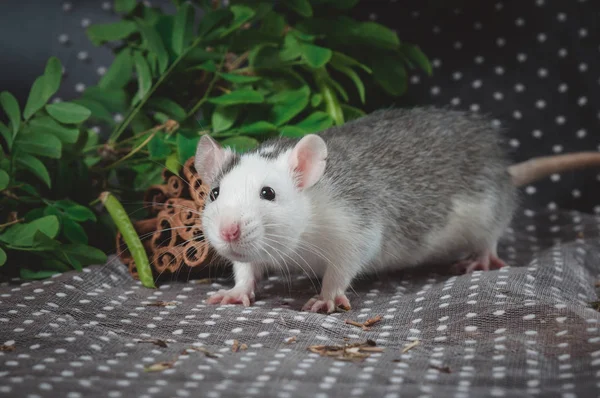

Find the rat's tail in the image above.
[{"left": 508, "top": 152, "right": 600, "bottom": 187}]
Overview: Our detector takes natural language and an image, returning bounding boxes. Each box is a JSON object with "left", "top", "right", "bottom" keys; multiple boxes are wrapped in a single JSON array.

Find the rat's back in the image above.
[{"left": 316, "top": 107, "right": 518, "bottom": 268}]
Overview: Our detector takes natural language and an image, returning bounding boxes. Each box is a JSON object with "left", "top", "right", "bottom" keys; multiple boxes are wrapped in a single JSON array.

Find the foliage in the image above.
[{"left": 0, "top": 0, "right": 430, "bottom": 279}]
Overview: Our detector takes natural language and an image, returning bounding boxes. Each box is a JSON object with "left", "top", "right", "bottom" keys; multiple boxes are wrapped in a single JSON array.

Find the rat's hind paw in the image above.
[
  {"left": 452, "top": 252, "right": 508, "bottom": 274},
  {"left": 302, "top": 294, "right": 351, "bottom": 314},
  {"left": 206, "top": 287, "right": 255, "bottom": 307}
]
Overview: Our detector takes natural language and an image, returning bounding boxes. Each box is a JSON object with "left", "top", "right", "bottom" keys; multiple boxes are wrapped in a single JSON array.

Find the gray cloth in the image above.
[{"left": 1, "top": 208, "right": 600, "bottom": 398}]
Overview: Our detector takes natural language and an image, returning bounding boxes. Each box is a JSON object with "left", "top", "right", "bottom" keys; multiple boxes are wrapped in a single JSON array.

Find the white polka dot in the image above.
[
  {"left": 579, "top": 63, "right": 588, "bottom": 72},
  {"left": 555, "top": 116, "right": 566, "bottom": 125},
  {"left": 517, "top": 53, "right": 527, "bottom": 62},
  {"left": 496, "top": 37, "right": 506, "bottom": 47},
  {"left": 558, "top": 48, "right": 568, "bottom": 58},
  {"left": 81, "top": 18, "right": 91, "bottom": 28},
  {"left": 430, "top": 86, "right": 441, "bottom": 96},
  {"left": 75, "top": 83, "right": 86, "bottom": 93},
  {"left": 472, "top": 80, "right": 482, "bottom": 89},
  {"left": 578, "top": 97, "right": 587, "bottom": 106},
  {"left": 532, "top": 129, "right": 543, "bottom": 138},
  {"left": 493, "top": 92, "right": 504, "bottom": 101},
  {"left": 556, "top": 12, "right": 567, "bottom": 22},
  {"left": 538, "top": 68, "right": 548, "bottom": 78},
  {"left": 62, "top": 2, "right": 73, "bottom": 11},
  {"left": 514, "top": 83, "right": 525, "bottom": 92},
  {"left": 465, "top": 326, "right": 477, "bottom": 332},
  {"left": 526, "top": 186, "right": 537, "bottom": 195},
  {"left": 558, "top": 83, "right": 568, "bottom": 93},
  {"left": 495, "top": 66, "right": 505, "bottom": 75},
  {"left": 452, "top": 71, "right": 462, "bottom": 80},
  {"left": 515, "top": 18, "right": 525, "bottom": 26},
  {"left": 537, "top": 33, "right": 547, "bottom": 42}
]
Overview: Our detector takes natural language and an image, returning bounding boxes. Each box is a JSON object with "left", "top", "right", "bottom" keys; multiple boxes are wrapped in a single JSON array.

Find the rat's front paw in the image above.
[
  {"left": 302, "top": 294, "right": 351, "bottom": 313},
  {"left": 206, "top": 287, "right": 255, "bottom": 307}
]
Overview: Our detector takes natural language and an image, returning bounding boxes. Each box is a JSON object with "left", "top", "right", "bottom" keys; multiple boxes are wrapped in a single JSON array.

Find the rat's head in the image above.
[{"left": 195, "top": 134, "right": 327, "bottom": 263}]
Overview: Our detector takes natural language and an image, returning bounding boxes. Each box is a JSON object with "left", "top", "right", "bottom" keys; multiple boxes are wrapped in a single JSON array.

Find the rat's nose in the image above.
[{"left": 220, "top": 223, "right": 241, "bottom": 242}]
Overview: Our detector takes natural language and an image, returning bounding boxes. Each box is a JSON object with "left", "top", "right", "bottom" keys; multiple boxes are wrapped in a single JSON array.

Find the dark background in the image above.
[{"left": 1, "top": 0, "right": 599, "bottom": 214}]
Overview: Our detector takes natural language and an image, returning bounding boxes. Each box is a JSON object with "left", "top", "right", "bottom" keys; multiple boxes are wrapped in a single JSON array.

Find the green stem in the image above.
[
  {"left": 100, "top": 191, "right": 156, "bottom": 289},
  {"left": 108, "top": 38, "right": 203, "bottom": 144},
  {"left": 100, "top": 128, "right": 160, "bottom": 171},
  {"left": 185, "top": 55, "right": 227, "bottom": 120}
]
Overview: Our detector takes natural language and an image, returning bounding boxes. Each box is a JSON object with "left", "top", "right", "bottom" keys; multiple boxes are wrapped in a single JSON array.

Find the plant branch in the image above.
[
  {"left": 108, "top": 38, "right": 204, "bottom": 144},
  {"left": 100, "top": 124, "right": 165, "bottom": 171},
  {"left": 185, "top": 55, "right": 228, "bottom": 120}
]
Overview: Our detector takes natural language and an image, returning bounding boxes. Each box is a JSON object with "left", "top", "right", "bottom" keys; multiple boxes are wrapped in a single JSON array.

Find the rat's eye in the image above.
[
  {"left": 260, "top": 186, "right": 276, "bottom": 201},
  {"left": 210, "top": 187, "right": 220, "bottom": 201}
]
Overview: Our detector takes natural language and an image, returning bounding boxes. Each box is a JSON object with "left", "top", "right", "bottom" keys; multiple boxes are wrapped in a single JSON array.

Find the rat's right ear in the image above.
[
  {"left": 289, "top": 134, "right": 328, "bottom": 190},
  {"left": 194, "top": 135, "right": 234, "bottom": 186}
]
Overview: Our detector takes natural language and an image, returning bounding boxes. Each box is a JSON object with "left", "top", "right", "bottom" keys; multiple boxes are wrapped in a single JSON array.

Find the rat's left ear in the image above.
[
  {"left": 194, "top": 135, "right": 234, "bottom": 186},
  {"left": 288, "top": 134, "right": 328, "bottom": 190}
]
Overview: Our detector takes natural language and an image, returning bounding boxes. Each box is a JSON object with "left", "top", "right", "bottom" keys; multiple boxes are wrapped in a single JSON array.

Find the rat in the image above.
[{"left": 194, "top": 107, "right": 600, "bottom": 313}]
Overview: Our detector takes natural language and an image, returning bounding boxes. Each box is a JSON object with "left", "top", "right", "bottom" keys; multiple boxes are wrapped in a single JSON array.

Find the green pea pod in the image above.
[{"left": 100, "top": 191, "right": 156, "bottom": 288}]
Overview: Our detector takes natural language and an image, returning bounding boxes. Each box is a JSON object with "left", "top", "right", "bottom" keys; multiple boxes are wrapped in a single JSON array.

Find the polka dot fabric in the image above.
[
  {"left": 2, "top": 209, "right": 600, "bottom": 397},
  {"left": 355, "top": 0, "right": 600, "bottom": 214},
  {"left": 2, "top": 1, "right": 600, "bottom": 397}
]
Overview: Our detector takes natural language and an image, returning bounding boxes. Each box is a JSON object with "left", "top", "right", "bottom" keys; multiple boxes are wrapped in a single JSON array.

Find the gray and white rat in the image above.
[{"left": 194, "top": 107, "right": 600, "bottom": 313}]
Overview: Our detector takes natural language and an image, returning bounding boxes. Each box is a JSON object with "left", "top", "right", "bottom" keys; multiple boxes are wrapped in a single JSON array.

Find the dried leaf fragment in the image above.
[
  {"left": 146, "top": 301, "right": 177, "bottom": 307},
  {"left": 231, "top": 340, "right": 248, "bottom": 352},
  {"left": 401, "top": 340, "right": 420, "bottom": 353},
  {"left": 589, "top": 301, "right": 600, "bottom": 312},
  {"left": 137, "top": 339, "right": 168, "bottom": 348},
  {"left": 0, "top": 345, "right": 15, "bottom": 352},
  {"left": 188, "top": 346, "right": 218, "bottom": 358},
  {"left": 145, "top": 361, "right": 174, "bottom": 372},
  {"left": 285, "top": 336, "right": 297, "bottom": 344},
  {"left": 364, "top": 315, "right": 383, "bottom": 327},
  {"left": 429, "top": 365, "right": 452, "bottom": 373},
  {"left": 345, "top": 314, "right": 383, "bottom": 331},
  {"left": 307, "top": 340, "right": 381, "bottom": 362}
]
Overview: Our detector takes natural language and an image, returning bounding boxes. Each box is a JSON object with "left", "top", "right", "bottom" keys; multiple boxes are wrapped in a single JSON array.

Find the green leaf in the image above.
[
  {"left": 60, "top": 244, "right": 107, "bottom": 266},
  {"left": 208, "top": 90, "right": 265, "bottom": 105},
  {"left": 331, "top": 52, "right": 372, "bottom": 73},
  {"left": 115, "top": 0, "right": 137, "bottom": 14},
  {"left": 147, "top": 97, "right": 186, "bottom": 122},
  {"left": 15, "top": 154, "right": 51, "bottom": 188},
  {"left": 0, "top": 92, "right": 20, "bottom": 136},
  {"left": 330, "top": 64, "right": 365, "bottom": 103},
  {"left": 0, "top": 215, "right": 59, "bottom": 247},
  {"left": 172, "top": 2, "right": 195, "bottom": 55},
  {"left": 165, "top": 153, "right": 180, "bottom": 175},
  {"left": 133, "top": 162, "right": 163, "bottom": 191},
  {"left": 29, "top": 116, "right": 79, "bottom": 144},
  {"left": 354, "top": 22, "right": 400, "bottom": 50},
  {"left": 86, "top": 20, "right": 138, "bottom": 45},
  {"left": 176, "top": 134, "right": 200, "bottom": 164},
  {"left": 0, "top": 121, "right": 12, "bottom": 149},
  {"left": 326, "top": 77, "right": 349, "bottom": 102},
  {"left": 211, "top": 105, "right": 239, "bottom": 133},
  {"left": 43, "top": 57, "right": 63, "bottom": 102},
  {"left": 58, "top": 202, "right": 97, "bottom": 222},
  {"left": 20, "top": 269, "right": 59, "bottom": 280},
  {"left": 220, "top": 136, "right": 259, "bottom": 153},
  {"left": 45, "top": 102, "right": 91, "bottom": 124},
  {"left": 99, "top": 49, "right": 134, "bottom": 89},
  {"left": 0, "top": 170, "right": 9, "bottom": 191},
  {"left": 72, "top": 98, "right": 114, "bottom": 124},
  {"left": 268, "top": 86, "right": 310, "bottom": 126},
  {"left": 283, "top": 0, "right": 313, "bottom": 17},
  {"left": 237, "top": 121, "right": 277, "bottom": 136},
  {"left": 62, "top": 218, "right": 88, "bottom": 245},
  {"left": 295, "top": 111, "right": 333, "bottom": 133},
  {"left": 261, "top": 11, "right": 285, "bottom": 36},
  {"left": 82, "top": 86, "right": 128, "bottom": 113},
  {"left": 148, "top": 133, "right": 171, "bottom": 160},
  {"left": 279, "top": 34, "right": 303, "bottom": 62},
  {"left": 280, "top": 126, "right": 307, "bottom": 138},
  {"left": 15, "top": 131, "right": 62, "bottom": 159},
  {"left": 197, "top": 8, "right": 230, "bottom": 38},
  {"left": 0, "top": 247, "right": 6, "bottom": 266},
  {"left": 372, "top": 58, "right": 407, "bottom": 96},
  {"left": 218, "top": 72, "right": 262, "bottom": 83},
  {"left": 186, "top": 59, "right": 217, "bottom": 73},
  {"left": 301, "top": 43, "right": 332, "bottom": 68},
  {"left": 133, "top": 52, "right": 153, "bottom": 103},
  {"left": 219, "top": 5, "right": 255, "bottom": 37},
  {"left": 311, "top": 93, "right": 323, "bottom": 107},
  {"left": 135, "top": 18, "right": 169, "bottom": 74},
  {"left": 403, "top": 44, "right": 432, "bottom": 76},
  {"left": 23, "top": 57, "right": 63, "bottom": 120},
  {"left": 341, "top": 104, "right": 365, "bottom": 121}
]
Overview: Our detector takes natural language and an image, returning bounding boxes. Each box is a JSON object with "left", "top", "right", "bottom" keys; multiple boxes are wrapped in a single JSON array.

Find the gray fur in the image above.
[{"left": 256, "top": 106, "right": 518, "bottom": 265}]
